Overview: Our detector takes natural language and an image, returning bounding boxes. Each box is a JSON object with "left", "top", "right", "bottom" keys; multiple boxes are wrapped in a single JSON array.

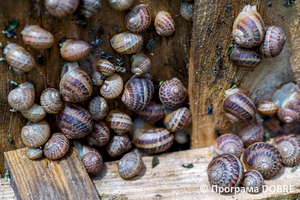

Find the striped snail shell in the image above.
[
  {"left": 257, "top": 100, "right": 278, "bottom": 116},
  {"left": 223, "top": 87, "right": 256, "bottom": 123},
  {"left": 131, "top": 53, "right": 151, "bottom": 75},
  {"left": 26, "top": 147, "right": 43, "bottom": 160},
  {"left": 241, "top": 142, "right": 283, "bottom": 179},
  {"left": 21, "top": 120, "right": 51, "bottom": 148},
  {"left": 110, "top": 32, "right": 143, "bottom": 54},
  {"left": 88, "top": 96, "right": 109, "bottom": 121},
  {"left": 159, "top": 78, "right": 187, "bottom": 109},
  {"left": 163, "top": 107, "right": 192, "bottom": 132},
  {"left": 236, "top": 123, "right": 264, "bottom": 148},
  {"left": 21, "top": 25, "right": 54, "bottom": 49},
  {"left": 100, "top": 73, "right": 123, "bottom": 99},
  {"left": 4, "top": 43, "right": 35, "bottom": 74},
  {"left": 134, "top": 101, "right": 164, "bottom": 124},
  {"left": 40, "top": 88, "right": 63, "bottom": 114},
  {"left": 273, "top": 134, "right": 300, "bottom": 166},
  {"left": 118, "top": 152, "right": 143, "bottom": 179},
  {"left": 280, "top": 91, "right": 300, "bottom": 122},
  {"left": 243, "top": 170, "right": 264, "bottom": 194},
  {"left": 8, "top": 83, "right": 35, "bottom": 111},
  {"left": 125, "top": 4, "right": 151, "bottom": 33},
  {"left": 121, "top": 74, "right": 154, "bottom": 111},
  {"left": 81, "top": 145, "right": 103, "bottom": 175},
  {"left": 213, "top": 134, "right": 244, "bottom": 158},
  {"left": 133, "top": 124, "right": 174, "bottom": 154},
  {"left": 180, "top": 1, "right": 194, "bottom": 21},
  {"left": 108, "top": 0, "right": 134, "bottom": 11},
  {"left": 207, "top": 154, "right": 244, "bottom": 193},
  {"left": 106, "top": 134, "right": 132, "bottom": 157},
  {"left": 106, "top": 110, "right": 133, "bottom": 135},
  {"left": 45, "top": 0, "right": 80, "bottom": 18},
  {"left": 79, "top": 0, "right": 102, "bottom": 18},
  {"left": 21, "top": 103, "right": 46, "bottom": 122},
  {"left": 154, "top": 11, "right": 175, "bottom": 36},
  {"left": 96, "top": 59, "right": 115, "bottom": 76},
  {"left": 86, "top": 120, "right": 110, "bottom": 147},
  {"left": 56, "top": 103, "right": 93, "bottom": 139},
  {"left": 277, "top": 108, "right": 298, "bottom": 124},
  {"left": 232, "top": 5, "right": 265, "bottom": 48},
  {"left": 259, "top": 26, "right": 286, "bottom": 58},
  {"left": 44, "top": 133, "right": 70, "bottom": 160},
  {"left": 92, "top": 70, "right": 104, "bottom": 86},
  {"left": 60, "top": 39, "right": 90, "bottom": 61},
  {"left": 229, "top": 46, "right": 261, "bottom": 70}
]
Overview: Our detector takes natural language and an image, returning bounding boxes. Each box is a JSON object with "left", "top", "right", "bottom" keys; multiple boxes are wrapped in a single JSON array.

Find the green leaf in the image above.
[
  {"left": 8, "top": 20, "right": 18, "bottom": 31},
  {"left": 182, "top": 164, "right": 193, "bottom": 168},
  {"left": 5, "top": 169, "right": 10, "bottom": 182},
  {"left": 152, "top": 157, "right": 159, "bottom": 168}
]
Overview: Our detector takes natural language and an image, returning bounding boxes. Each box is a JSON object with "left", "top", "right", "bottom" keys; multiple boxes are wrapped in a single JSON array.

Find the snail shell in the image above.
[
  {"left": 134, "top": 101, "right": 164, "bottom": 124},
  {"left": 257, "top": 100, "right": 278, "bottom": 116},
  {"left": 154, "top": 11, "right": 175, "bottom": 36},
  {"left": 180, "top": 2, "right": 194, "bottom": 21},
  {"left": 241, "top": 142, "right": 283, "bottom": 179},
  {"left": 79, "top": 0, "right": 102, "bottom": 18},
  {"left": 259, "top": 26, "right": 286, "bottom": 58},
  {"left": 133, "top": 124, "right": 174, "bottom": 154},
  {"left": 207, "top": 154, "right": 244, "bottom": 193},
  {"left": 243, "top": 170, "right": 264, "bottom": 194},
  {"left": 8, "top": 83, "right": 35, "bottom": 111},
  {"left": 21, "top": 25, "right": 54, "bottom": 49},
  {"left": 125, "top": 4, "right": 151, "bottom": 33},
  {"left": 110, "top": 32, "right": 143, "bottom": 54},
  {"left": 273, "top": 134, "right": 300, "bottom": 166},
  {"left": 44, "top": 133, "right": 70, "bottom": 160},
  {"left": 100, "top": 74, "right": 123, "bottom": 99},
  {"left": 26, "top": 147, "right": 43, "bottom": 160},
  {"left": 96, "top": 59, "right": 115, "bottom": 76},
  {"left": 281, "top": 91, "right": 300, "bottom": 122},
  {"left": 230, "top": 46, "right": 261, "bottom": 70},
  {"left": 61, "top": 39, "right": 90, "bottom": 61},
  {"left": 108, "top": 0, "right": 134, "bottom": 11},
  {"left": 131, "top": 53, "right": 151, "bottom": 75},
  {"left": 174, "top": 128, "right": 189, "bottom": 144},
  {"left": 213, "top": 134, "right": 244, "bottom": 158},
  {"left": 223, "top": 87, "right": 256, "bottom": 123},
  {"left": 21, "top": 103, "right": 46, "bottom": 122},
  {"left": 92, "top": 70, "right": 104, "bottom": 86},
  {"left": 236, "top": 123, "right": 264, "bottom": 148},
  {"left": 232, "top": 5, "right": 265, "bottom": 48},
  {"left": 159, "top": 78, "right": 187, "bottom": 109},
  {"left": 4, "top": 43, "right": 35, "bottom": 74},
  {"left": 118, "top": 152, "right": 143, "bottom": 179},
  {"left": 106, "top": 134, "right": 132, "bottom": 157},
  {"left": 163, "top": 107, "right": 192, "bottom": 132},
  {"left": 45, "top": 0, "right": 80, "bottom": 18},
  {"left": 106, "top": 110, "right": 133, "bottom": 135},
  {"left": 81, "top": 145, "right": 103, "bottom": 175},
  {"left": 277, "top": 108, "right": 298, "bottom": 124},
  {"left": 56, "top": 103, "right": 93, "bottom": 139},
  {"left": 21, "top": 120, "right": 51, "bottom": 148},
  {"left": 40, "top": 88, "right": 63, "bottom": 114},
  {"left": 87, "top": 121, "right": 110, "bottom": 147},
  {"left": 88, "top": 96, "right": 109, "bottom": 121}
]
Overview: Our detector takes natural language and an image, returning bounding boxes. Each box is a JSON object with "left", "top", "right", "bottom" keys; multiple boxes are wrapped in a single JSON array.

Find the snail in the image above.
[
  {"left": 180, "top": 1, "right": 194, "bottom": 21},
  {"left": 277, "top": 108, "right": 298, "bottom": 124},
  {"left": 45, "top": 0, "right": 80, "bottom": 18},
  {"left": 40, "top": 88, "right": 63, "bottom": 114},
  {"left": 121, "top": 74, "right": 154, "bottom": 111},
  {"left": 110, "top": 32, "right": 143, "bottom": 54},
  {"left": 133, "top": 124, "right": 173, "bottom": 154},
  {"left": 159, "top": 78, "right": 187, "bottom": 109},
  {"left": 21, "top": 119, "right": 51, "bottom": 148},
  {"left": 257, "top": 100, "right": 278, "bottom": 116},
  {"left": 210, "top": 134, "right": 244, "bottom": 158},
  {"left": 60, "top": 39, "right": 90, "bottom": 61},
  {"left": 21, "top": 103, "right": 46, "bottom": 122},
  {"left": 163, "top": 107, "right": 192, "bottom": 132},
  {"left": 273, "top": 134, "right": 300, "bottom": 166},
  {"left": 79, "top": 0, "right": 102, "bottom": 18},
  {"left": 8, "top": 82, "right": 35, "bottom": 111},
  {"left": 26, "top": 147, "right": 43, "bottom": 160},
  {"left": 106, "top": 134, "right": 132, "bottom": 157},
  {"left": 96, "top": 59, "right": 115, "bottom": 76},
  {"left": 59, "top": 62, "right": 92, "bottom": 103},
  {"left": 243, "top": 170, "right": 264, "bottom": 194},
  {"left": 232, "top": 5, "right": 265, "bottom": 48},
  {"left": 86, "top": 120, "right": 110, "bottom": 147},
  {"left": 241, "top": 142, "right": 283, "bottom": 179},
  {"left": 21, "top": 25, "right": 54, "bottom": 49},
  {"left": 174, "top": 127, "right": 189, "bottom": 144},
  {"left": 134, "top": 101, "right": 164, "bottom": 124},
  {"left": 154, "top": 11, "right": 175, "bottom": 36},
  {"left": 44, "top": 133, "right": 70, "bottom": 160},
  {"left": 56, "top": 103, "right": 93, "bottom": 139},
  {"left": 88, "top": 96, "right": 109, "bottom": 121},
  {"left": 131, "top": 53, "right": 151, "bottom": 75},
  {"left": 259, "top": 26, "right": 286, "bottom": 58},
  {"left": 229, "top": 46, "right": 261, "bottom": 70},
  {"left": 100, "top": 73, "right": 123, "bottom": 99},
  {"left": 118, "top": 152, "right": 143, "bottom": 179},
  {"left": 236, "top": 123, "right": 264, "bottom": 148},
  {"left": 223, "top": 86, "right": 256, "bottom": 123},
  {"left": 4, "top": 43, "right": 35, "bottom": 74},
  {"left": 107, "top": 0, "right": 134, "bottom": 11},
  {"left": 91, "top": 70, "right": 104, "bottom": 86},
  {"left": 207, "top": 154, "right": 244, "bottom": 193},
  {"left": 106, "top": 110, "right": 133, "bottom": 135},
  {"left": 125, "top": 4, "right": 151, "bottom": 33}
]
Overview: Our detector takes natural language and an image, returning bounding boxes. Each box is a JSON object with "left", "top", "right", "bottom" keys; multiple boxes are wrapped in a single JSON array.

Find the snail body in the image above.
[
  {"left": 106, "top": 135, "right": 132, "bottom": 157},
  {"left": 45, "top": 0, "right": 80, "bottom": 18},
  {"left": 108, "top": 0, "right": 134, "bottom": 11},
  {"left": 88, "top": 96, "right": 109, "bottom": 121},
  {"left": 79, "top": 0, "right": 102, "bottom": 18},
  {"left": 21, "top": 25, "right": 54, "bottom": 49},
  {"left": 100, "top": 74, "right": 123, "bottom": 99},
  {"left": 26, "top": 147, "right": 43, "bottom": 160},
  {"left": 8, "top": 83, "right": 35, "bottom": 111},
  {"left": 154, "top": 11, "right": 175, "bottom": 36},
  {"left": 86, "top": 120, "right": 110, "bottom": 147},
  {"left": 91, "top": 70, "right": 104, "bottom": 86},
  {"left": 60, "top": 39, "right": 90, "bottom": 61},
  {"left": 106, "top": 110, "right": 133, "bottom": 135},
  {"left": 21, "top": 103, "right": 46, "bottom": 122},
  {"left": 180, "top": 2, "right": 194, "bottom": 21},
  {"left": 243, "top": 170, "right": 264, "bottom": 194},
  {"left": 40, "top": 88, "right": 63, "bottom": 114},
  {"left": 134, "top": 101, "right": 164, "bottom": 124},
  {"left": 44, "top": 133, "right": 70, "bottom": 160},
  {"left": 257, "top": 100, "right": 278, "bottom": 116},
  {"left": 229, "top": 46, "right": 261, "bottom": 70},
  {"left": 118, "top": 152, "right": 143, "bottom": 179},
  {"left": 163, "top": 107, "right": 192, "bottom": 132},
  {"left": 96, "top": 59, "right": 115, "bottom": 76},
  {"left": 131, "top": 53, "right": 151, "bottom": 75},
  {"left": 213, "top": 134, "right": 244, "bottom": 158},
  {"left": 110, "top": 32, "right": 143, "bottom": 54},
  {"left": 236, "top": 123, "right": 264, "bottom": 148},
  {"left": 125, "top": 4, "right": 151, "bottom": 33}
]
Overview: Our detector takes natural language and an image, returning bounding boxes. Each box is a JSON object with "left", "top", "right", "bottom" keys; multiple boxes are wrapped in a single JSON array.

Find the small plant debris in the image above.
[
  {"left": 100, "top": 51, "right": 113, "bottom": 59},
  {"left": 113, "top": 26, "right": 119, "bottom": 32},
  {"left": 5, "top": 169, "right": 10, "bottom": 182},
  {"left": 98, "top": 28, "right": 104, "bottom": 35},
  {"left": 284, "top": 0, "right": 295, "bottom": 7},
  {"left": 59, "top": 39, "right": 66, "bottom": 51},
  {"left": 10, "top": 109, "right": 17, "bottom": 112},
  {"left": 37, "top": 55, "right": 45, "bottom": 66},
  {"left": 28, "top": 81, "right": 36, "bottom": 89},
  {"left": 114, "top": 57, "right": 125, "bottom": 73},
  {"left": 91, "top": 38, "right": 101, "bottom": 46},
  {"left": 145, "top": 38, "right": 157, "bottom": 51},
  {"left": 75, "top": 20, "right": 87, "bottom": 26},
  {"left": 268, "top": 2, "right": 272, "bottom": 7},
  {"left": 8, "top": 79, "right": 18, "bottom": 87},
  {"left": 88, "top": 27, "right": 98, "bottom": 33},
  {"left": 152, "top": 157, "right": 159, "bottom": 168},
  {"left": 225, "top": 5, "right": 231, "bottom": 12},
  {"left": 227, "top": 44, "right": 236, "bottom": 58},
  {"left": 147, "top": 27, "right": 152, "bottom": 33},
  {"left": 8, "top": 139, "right": 14, "bottom": 145},
  {"left": 182, "top": 164, "right": 193, "bottom": 168},
  {"left": 264, "top": 133, "right": 270, "bottom": 142},
  {"left": 2, "top": 20, "right": 19, "bottom": 38},
  {"left": 0, "top": 57, "right": 5, "bottom": 62},
  {"left": 207, "top": 106, "right": 212, "bottom": 115},
  {"left": 114, "top": 100, "right": 119, "bottom": 108},
  {"left": 158, "top": 81, "right": 164, "bottom": 88},
  {"left": 9, "top": 66, "right": 13, "bottom": 72},
  {"left": 291, "top": 165, "right": 298, "bottom": 173},
  {"left": 216, "top": 45, "right": 221, "bottom": 50}
]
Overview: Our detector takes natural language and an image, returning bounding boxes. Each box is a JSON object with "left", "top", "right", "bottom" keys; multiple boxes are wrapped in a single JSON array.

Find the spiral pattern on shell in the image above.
[
  {"left": 154, "top": 11, "right": 175, "bottom": 36},
  {"left": 21, "top": 103, "right": 46, "bottom": 122},
  {"left": 61, "top": 39, "right": 90, "bottom": 61},
  {"left": 45, "top": 0, "right": 80, "bottom": 18},
  {"left": 214, "top": 134, "right": 244, "bottom": 158},
  {"left": 27, "top": 147, "right": 43, "bottom": 160},
  {"left": 92, "top": 70, "right": 104, "bottom": 86},
  {"left": 236, "top": 123, "right": 264, "bottom": 148},
  {"left": 87, "top": 121, "right": 110, "bottom": 147},
  {"left": 88, "top": 96, "right": 109, "bottom": 121},
  {"left": 118, "top": 152, "right": 143, "bottom": 179},
  {"left": 100, "top": 74, "right": 123, "bottom": 99},
  {"left": 79, "top": 0, "right": 102, "bottom": 18},
  {"left": 110, "top": 32, "right": 143, "bottom": 54},
  {"left": 131, "top": 53, "right": 151, "bottom": 75},
  {"left": 106, "top": 110, "right": 133, "bottom": 135},
  {"left": 106, "top": 135, "right": 132, "bottom": 157},
  {"left": 108, "top": 0, "right": 134, "bottom": 11},
  {"left": 21, "top": 25, "right": 54, "bottom": 49},
  {"left": 96, "top": 59, "right": 115, "bottom": 76},
  {"left": 125, "top": 4, "right": 151, "bottom": 33},
  {"left": 280, "top": 91, "right": 300, "bottom": 122},
  {"left": 230, "top": 46, "right": 261, "bottom": 70},
  {"left": 277, "top": 108, "right": 298, "bottom": 123},
  {"left": 8, "top": 85, "right": 35, "bottom": 111},
  {"left": 82, "top": 145, "right": 103, "bottom": 175},
  {"left": 180, "top": 1, "right": 194, "bottom": 21},
  {"left": 243, "top": 170, "right": 264, "bottom": 194},
  {"left": 44, "top": 133, "right": 70, "bottom": 160},
  {"left": 163, "top": 107, "right": 192, "bottom": 132},
  {"left": 134, "top": 101, "right": 164, "bottom": 124},
  {"left": 40, "top": 88, "right": 63, "bottom": 114},
  {"left": 257, "top": 100, "right": 278, "bottom": 115}
]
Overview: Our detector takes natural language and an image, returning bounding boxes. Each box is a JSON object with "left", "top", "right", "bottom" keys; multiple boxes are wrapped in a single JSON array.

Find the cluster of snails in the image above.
[{"left": 229, "top": 5, "right": 286, "bottom": 71}]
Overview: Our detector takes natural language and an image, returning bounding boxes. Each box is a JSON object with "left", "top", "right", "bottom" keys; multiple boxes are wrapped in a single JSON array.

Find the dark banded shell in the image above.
[
  {"left": 45, "top": 0, "right": 80, "bottom": 18},
  {"left": 96, "top": 59, "right": 115, "bottom": 76},
  {"left": 242, "top": 142, "right": 282, "bottom": 179},
  {"left": 257, "top": 100, "right": 278, "bottom": 116},
  {"left": 214, "top": 134, "right": 244, "bottom": 158},
  {"left": 134, "top": 101, "right": 164, "bottom": 124},
  {"left": 154, "top": 11, "right": 175, "bottom": 36},
  {"left": 125, "top": 4, "right": 151, "bottom": 33},
  {"left": 56, "top": 103, "right": 93, "bottom": 139},
  {"left": 243, "top": 170, "right": 264, "bottom": 194},
  {"left": 163, "top": 107, "right": 192, "bottom": 132},
  {"left": 100, "top": 74, "right": 123, "bottom": 99},
  {"left": 106, "top": 110, "right": 132, "bottom": 135},
  {"left": 79, "top": 0, "right": 102, "bottom": 18},
  {"left": 21, "top": 25, "right": 54, "bottom": 49},
  {"left": 236, "top": 123, "right": 264, "bottom": 148},
  {"left": 110, "top": 32, "right": 143, "bottom": 54},
  {"left": 27, "top": 147, "right": 43, "bottom": 160},
  {"left": 273, "top": 134, "right": 300, "bottom": 166},
  {"left": 106, "top": 135, "right": 132, "bottom": 157},
  {"left": 118, "top": 152, "right": 143, "bottom": 179},
  {"left": 8, "top": 86, "right": 35, "bottom": 111},
  {"left": 44, "top": 133, "right": 70, "bottom": 160},
  {"left": 277, "top": 108, "right": 298, "bottom": 123},
  {"left": 207, "top": 154, "right": 244, "bottom": 193},
  {"left": 87, "top": 121, "right": 110, "bottom": 147},
  {"left": 40, "top": 88, "right": 63, "bottom": 114},
  {"left": 180, "top": 1, "right": 194, "bottom": 21},
  {"left": 88, "top": 96, "right": 109, "bottom": 121},
  {"left": 61, "top": 39, "right": 90, "bottom": 61},
  {"left": 81, "top": 145, "right": 103, "bottom": 175},
  {"left": 230, "top": 46, "right": 261, "bottom": 70}
]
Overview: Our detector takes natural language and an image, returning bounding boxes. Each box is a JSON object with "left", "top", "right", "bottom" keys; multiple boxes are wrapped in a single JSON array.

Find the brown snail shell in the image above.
[
  {"left": 273, "top": 134, "right": 300, "bottom": 166},
  {"left": 241, "top": 142, "right": 283, "bottom": 179},
  {"left": 232, "top": 5, "right": 265, "bottom": 48},
  {"left": 207, "top": 154, "right": 244, "bottom": 193},
  {"left": 40, "top": 88, "right": 63, "bottom": 114},
  {"left": 213, "top": 134, "right": 244, "bottom": 158},
  {"left": 44, "top": 133, "right": 70, "bottom": 160},
  {"left": 159, "top": 78, "right": 187, "bottom": 109},
  {"left": 163, "top": 107, "right": 192, "bottom": 132},
  {"left": 4, "top": 43, "right": 35, "bottom": 74},
  {"left": 236, "top": 123, "right": 264, "bottom": 148},
  {"left": 277, "top": 108, "right": 298, "bottom": 123},
  {"left": 91, "top": 70, "right": 104, "bottom": 86},
  {"left": 81, "top": 145, "right": 103, "bottom": 175},
  {"left": 21, "top": 103, "right": 46, "bottom": 122},
  {"left": 154, "top": 11, "right": 175, "bottom": 36},
  {"left": 79, "top": 0, "right": 102, "bottom": 18},
  {"left": 118, "top": 152, "right": 143, "bottom": 179},
  {"left": 56, "top": 103, "right": 93, "bottom": 139},
  {"left": 280, "top": 91, "right": 300, "bottom": 123},
  {"left": 174, "top": 127, "right": 189, "bottom": 144},
  {"left": 108, "top": 0, "right": 134, "bottom": 11},
  {"left": 229, "top": 46, "right": 261, "bottom": 70},
  {"left": 259, "top": 26, "right": 286, "bottom": 58},
  {"left": 110, "top": 32, "right": 143, "bottom": 54},
  {"left": 26, "top": 147, "right": 43, "bottom": 160},
  {"left": 106, "top": 134, "right": 132, "bottom": 157},
  {"left": 100, "top": 73, "right": 123, "bottom": 99},
  {"left": 131, "top": 53, "right": 151, "bottom": 75},
  {"left": 21, "top": 25, "right": 54, "bottom": 49},
  {"left": 21, "top": 120, "right": 51, "bottom": 148},
  {"left": 257, "top": 100, "right": 278, "bottom": 116},
  {"left": 96, "top": 59, "right": 115, "bottom": 76},
  {"left": 86, "top": 120, "right": 110, "bottom": 147},
  {"left": 125, "top": 4, "right": 151, "bottom": 33},
  {"left": 88, "top": 96, "right": 109, "bottom": 121},
  {"left": 45, "top": 0, "right": 80, "bottom": 18},
  {"left": 61, "top": 39, "right": 90, "bottom": 61},
  {"left": 106, "top": 110, "right": 133, "bottom": 135},
  {"left": 243, "top": 170, "right": 264, "bottom": 194},
  {"left": 134, "top": 101, "right": 164, "bottom": 124},
  {"left": 180, "top": 1, "right": 194, "bottom": 21},
  {"left": 8, "top": 83, "right": 35, "bottom": 111}
]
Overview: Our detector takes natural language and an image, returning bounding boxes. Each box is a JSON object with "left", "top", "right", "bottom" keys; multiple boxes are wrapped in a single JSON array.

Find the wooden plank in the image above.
[{"left": 4, "top": 147, "right": 99, "bottom": 200}]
